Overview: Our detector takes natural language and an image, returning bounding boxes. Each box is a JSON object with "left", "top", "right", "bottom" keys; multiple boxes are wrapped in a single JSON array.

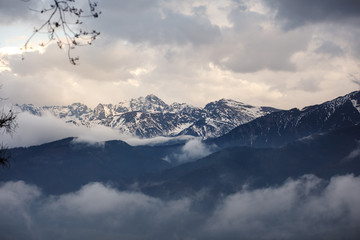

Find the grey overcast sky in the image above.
[{"left": 1, "top": 0, "right": 360, "bottom": 109}]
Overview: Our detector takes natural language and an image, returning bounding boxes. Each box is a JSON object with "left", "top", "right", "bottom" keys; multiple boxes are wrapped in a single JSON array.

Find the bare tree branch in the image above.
[
  {"left": 22, "top": 0, "right": 101, "bottom": 65},
  {"left": 0, "top": 91, "right": 17, "bottom": 166}
]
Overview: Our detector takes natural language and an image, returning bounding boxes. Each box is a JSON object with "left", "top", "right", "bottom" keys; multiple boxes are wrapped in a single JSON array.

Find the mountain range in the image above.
[
  {"left": 1, "top": 138, "right": 178, "bottom": 194},
  {"left": 2, "top": 90, "right": 360, "bottom": 198},
  {"left": 139, "top": 124, "right": 360, "bottom": 199},
  {"left": 16, "top": 94, "right": 279, "bottom": 138},
  {"left": 212, "top": 90, "right": 360, "bottom": 148}
]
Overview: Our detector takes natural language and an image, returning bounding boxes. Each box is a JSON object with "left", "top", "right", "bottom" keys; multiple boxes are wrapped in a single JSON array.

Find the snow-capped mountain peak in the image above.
[
  {"left": 214, "top": 90, "right": 360, "bottom": 148},
  {"left": 16, "top": 95, "right": 280, "bottom": 138},
  {"left": 114, "top": 94, "right": 168, "bottom": 113}
]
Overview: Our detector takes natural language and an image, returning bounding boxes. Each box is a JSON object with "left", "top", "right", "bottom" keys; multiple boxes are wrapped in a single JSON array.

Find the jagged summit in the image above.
[
  {"left": 301, "top": 90, "right": 360, "bottom": 111},
  {"left": 16, "top": 95, "right": 280, "bottom": 138},
  {"left": 113, "top": 94, "right": 168, "bottom": 113},
  {"left": 145, "top": 94, "right": 162, "bottom": 101},
  {"left": 210, "top": 98, "right": 245, "bottom": 106},
  {"left": 213, "top": 90, "right": 360, "bottom": 148}
]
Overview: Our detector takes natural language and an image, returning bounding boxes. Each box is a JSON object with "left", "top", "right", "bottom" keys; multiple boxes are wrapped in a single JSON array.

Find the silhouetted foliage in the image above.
[
  {"left": 23, "top": 0, "right": 101, "bottom": 65},
  {"left": 0, "top": 106, "right": 16, "bottom": 166},
  {"left": 0, "top": 147, "right": 11, "bottom": 167}
]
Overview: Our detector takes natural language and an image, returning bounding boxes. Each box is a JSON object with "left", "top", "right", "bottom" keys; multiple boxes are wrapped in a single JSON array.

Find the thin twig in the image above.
[{"left": 22, "top": 0, "right": 101, "bottom": 65}]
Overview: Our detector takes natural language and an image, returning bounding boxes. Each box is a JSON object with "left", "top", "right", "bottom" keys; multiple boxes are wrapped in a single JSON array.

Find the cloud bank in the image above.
[
  {"left": 1, "top": 174, "right": 359, "bottom": 240},
  {"left": 1, "top": 111, "right": 194, "bottom": 148},
  {"left": 2, "top": 0, "right": 360, "bottom": 111},
  {"left": 1, "top": 111, "right": 122, "bottom": 148}
]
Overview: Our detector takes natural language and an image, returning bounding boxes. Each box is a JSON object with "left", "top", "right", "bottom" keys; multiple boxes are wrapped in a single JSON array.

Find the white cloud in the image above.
[
  {"left": 0, "top": 0, "right": 359, "bottom": 114},
  {"left": 164, "top": 138, "right": 215, "bottom": 164},
  {"left": 1, "top": 110, "right": 195, "bottom": 148},
  {"left": 343, "top": 140, "right": 360, "bottom": 162},
  {"left": 203, "top": 174, "right": 360, "bottom": 240},
  {"left": 0, "top": 181, "right": 193, "bottom": 240},
  {"left": 0, "top": 174, "right": 360, "bottom": 240},
  {"left": 1, "top": 111, "right": 121, "bottom": 148}
]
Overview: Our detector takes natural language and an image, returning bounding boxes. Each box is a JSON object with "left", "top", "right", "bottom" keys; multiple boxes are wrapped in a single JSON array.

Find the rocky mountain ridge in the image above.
[
  {"left": 212, "top": 90, "right": 360, "bottom": 147},
  {"left": 16, "top": 94, "right": 279, "bottom": 138}
]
